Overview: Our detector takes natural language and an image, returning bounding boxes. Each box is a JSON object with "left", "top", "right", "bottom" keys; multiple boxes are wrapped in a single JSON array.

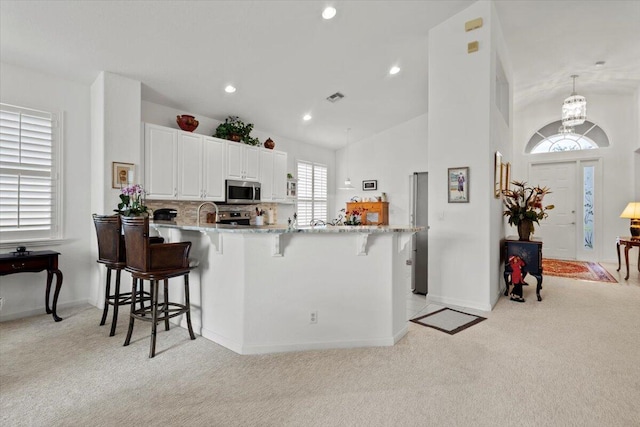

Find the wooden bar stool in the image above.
[
  {"left": 121, "top": 216, "right": 195, "bottom": 358},
  {"left": 92, "top": 214, "right": 151, "bottom": 336}
]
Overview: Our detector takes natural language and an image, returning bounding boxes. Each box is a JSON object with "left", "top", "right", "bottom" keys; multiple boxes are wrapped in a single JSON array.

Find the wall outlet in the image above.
[{"left": 309, "top": 311, "right": 318, "bottom": 324}]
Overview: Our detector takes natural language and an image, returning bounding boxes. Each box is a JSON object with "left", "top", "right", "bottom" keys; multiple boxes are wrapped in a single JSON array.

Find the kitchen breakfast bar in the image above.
[{"left": 151, "top": 222, "right": 419, "bottom": 355}]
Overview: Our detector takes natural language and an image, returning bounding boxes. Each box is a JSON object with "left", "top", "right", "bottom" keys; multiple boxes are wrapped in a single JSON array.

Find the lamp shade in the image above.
[{"left": 620, "top": 202, "right": 640, "bottom": 219}]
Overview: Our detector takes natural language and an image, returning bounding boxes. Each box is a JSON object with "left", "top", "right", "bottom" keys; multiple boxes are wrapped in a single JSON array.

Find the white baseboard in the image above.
[
  {"left": 201, "top": 326, "right": 406, "bottom": 355},
  {"left": 426, "top": 294, "right": 492, "bottom": 314},
  {"left": 0, "top": 299, "right": 90, "bottom": 322}
]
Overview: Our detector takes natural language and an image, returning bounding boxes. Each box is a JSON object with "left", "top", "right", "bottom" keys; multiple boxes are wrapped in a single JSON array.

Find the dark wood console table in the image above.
[
  {"left": 0, "top": 250, "right": 63, "bottom": 321},
  {"left": 616, "top": 237, "right": 640, "bottom": 280},
  {"left": 503, "top": 237, "right": 543, "bottom": 302}
]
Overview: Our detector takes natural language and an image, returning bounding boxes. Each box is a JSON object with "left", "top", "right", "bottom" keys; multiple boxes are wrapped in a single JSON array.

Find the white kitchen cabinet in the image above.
[
  {"left": 258, "top": 148, "right": 288, "bottom": 202},
  {"left": 144, "top": 124, "right": 225, "bottom": 201},
  {"left": 177, "top": 133, "right": 225, "bottom": 201},
  {"left": 273, "top": 150, "right": 288, "bottom": 201},
  {"left": 145, "top": 123, "right": 178, "bottom": 199},
  {"left": 177, "top": 132, "right": 203, "bottom": 200},
  {"left": 259, "top": 149, "right": 274, "bottom": 201},
  {"left": 226, "top": 142, "right": 259, "bottom": 181},
  {"left": 202, "top": 136, "right": 225, "bottom": 200}
]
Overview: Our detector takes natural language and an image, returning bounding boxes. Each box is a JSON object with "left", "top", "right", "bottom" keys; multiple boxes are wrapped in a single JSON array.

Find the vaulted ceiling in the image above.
[{"left": 1, "top": 1, "right": 638, "bottom": 149}]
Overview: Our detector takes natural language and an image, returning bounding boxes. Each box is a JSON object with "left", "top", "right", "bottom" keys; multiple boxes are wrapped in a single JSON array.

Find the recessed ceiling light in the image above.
[
  {"left": 303, "top": 114, "right": 312, "bottom": 121},
  {"left": 595, "top": 61, "right": 606, "bottom": 67},
  {"left": 224, "top": 85, "right": 236, "bottom": 93},
  {"left": 389, "top": 66, "right": 401, "bottom": 75},
  {"left": 322, "top": 6, "right": 337, "bottom": 20}
]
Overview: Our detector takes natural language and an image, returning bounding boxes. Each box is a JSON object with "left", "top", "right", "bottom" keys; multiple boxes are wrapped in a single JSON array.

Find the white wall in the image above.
[
  {"left": 333, "top": 114, "right": 428, "bottom": 224},
  {"left": 0, "top": 63, "right": 93, "bottom": 320},
  {"left": 513, "top": 92, "right": 638, "bottom": 262},
  {"left": 426, "top": 1, "right": 510, "bottom": 312},
  {"left": 90, "top": 72, "right": 142, "bottom": 309},
  {"left": 141, "top": 101, "right": 337, "bottom": 222},
  {"left": 635, "top": 84, "right": 640, "bottom": 200}
]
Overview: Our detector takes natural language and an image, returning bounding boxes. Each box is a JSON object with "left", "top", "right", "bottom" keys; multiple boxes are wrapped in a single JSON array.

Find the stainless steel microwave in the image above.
[{"left": 225, "top": 179, "right": 261, "bottom": 204}]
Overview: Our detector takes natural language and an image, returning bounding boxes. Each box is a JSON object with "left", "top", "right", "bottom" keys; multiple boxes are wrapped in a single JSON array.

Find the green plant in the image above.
[
  {"left": 115, "top": 184, "right": 148, "bottom": 216},
  {"left": 502, "top": 181, "right": 554, "bottom": 233},
  {"left": 213, "top": 115, "right": 260, "bottom": 146}
]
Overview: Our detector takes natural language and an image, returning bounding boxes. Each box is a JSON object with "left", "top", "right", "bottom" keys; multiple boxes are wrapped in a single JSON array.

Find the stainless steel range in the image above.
[{"left": 216, "top": 211, "right": 251, "bottom": 226}]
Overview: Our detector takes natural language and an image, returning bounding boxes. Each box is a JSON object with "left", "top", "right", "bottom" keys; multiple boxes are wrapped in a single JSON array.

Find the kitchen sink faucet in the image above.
[{"left": 197, "top": 202, "right": 219, "bottom": 227}]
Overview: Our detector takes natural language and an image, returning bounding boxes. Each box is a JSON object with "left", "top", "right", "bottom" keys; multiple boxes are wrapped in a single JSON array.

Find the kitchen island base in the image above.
[{"left": 154, "top": 225, "right": 417, "bottom": 355}]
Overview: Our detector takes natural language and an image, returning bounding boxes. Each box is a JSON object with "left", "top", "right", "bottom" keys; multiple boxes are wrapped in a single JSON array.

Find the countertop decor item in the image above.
[
  {"left": 115, "top": 184, "right": 148, "bottom": 217},
  {"left": 213, "top": 115, "right": 260, "bottom": 146},
  {"left": 176, "top": 114, "right": 199, "bottom": 132},
  {"left": 502, "top": 181, "right": 554, "bottom": 241},
  {"left": 264, "top": 137, "right": 275, "bottom": 149}
]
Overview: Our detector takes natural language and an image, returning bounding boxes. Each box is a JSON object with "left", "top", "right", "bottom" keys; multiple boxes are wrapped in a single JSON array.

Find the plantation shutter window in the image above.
[
  {"left": 297, "top": 160, "right": 327, "bottom": 226},
  {"left": 0, "top": 103, "right": 61, "bottom": 242}
]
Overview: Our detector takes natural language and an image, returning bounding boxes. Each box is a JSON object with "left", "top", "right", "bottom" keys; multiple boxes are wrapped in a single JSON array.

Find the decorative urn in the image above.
[
  {"left": 264, "top": 137, "right": 275, "bottom": 149},
  {"left": 176, "top": 115, "right": 199, "bottom": 132}
]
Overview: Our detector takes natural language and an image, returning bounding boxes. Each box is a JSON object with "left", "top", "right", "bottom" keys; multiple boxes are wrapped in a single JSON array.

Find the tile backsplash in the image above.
[{"left": 145, "top": 200, "right": 282, "bottom": 225}]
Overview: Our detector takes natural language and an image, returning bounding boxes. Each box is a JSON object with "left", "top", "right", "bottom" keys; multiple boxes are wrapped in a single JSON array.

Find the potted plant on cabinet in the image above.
[
  {"left": 213, "top": 115, "right": 260, "bottom": 146},
  {"left": 502, "top": 181, "right": 554, "bottom": 240}
]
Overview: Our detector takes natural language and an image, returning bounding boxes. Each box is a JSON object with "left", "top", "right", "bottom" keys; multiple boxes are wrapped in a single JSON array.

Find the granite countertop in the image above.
[{"left": 151, "top": 221, "right": 422, "bottom": 234}]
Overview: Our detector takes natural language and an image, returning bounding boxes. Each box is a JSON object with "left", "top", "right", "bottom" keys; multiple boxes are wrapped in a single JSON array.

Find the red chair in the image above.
[{"left": 121, "top": 216, "right": 195, "bottom": 358}]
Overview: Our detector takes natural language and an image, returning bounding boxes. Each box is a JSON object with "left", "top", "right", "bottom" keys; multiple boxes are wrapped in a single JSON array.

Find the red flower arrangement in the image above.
[{"left": 344, "top": 207, "right": 367, "bottom": 225}]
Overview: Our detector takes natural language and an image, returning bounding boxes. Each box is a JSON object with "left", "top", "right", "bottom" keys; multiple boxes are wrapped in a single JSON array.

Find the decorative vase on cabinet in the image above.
[
  {"left": 176, "top": 115, "right": 199, "bottom": 132},
  {"left": 264, "top": 138, "right": 275, "bottom": 149}
]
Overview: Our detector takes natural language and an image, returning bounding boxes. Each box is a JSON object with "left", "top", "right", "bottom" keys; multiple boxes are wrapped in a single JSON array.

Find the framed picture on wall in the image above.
[
  {"left": 362, "top": 180, "right": 377, "bottom": 191},
  {"left": 494, "top": 151, "right": 502, "bottom": 197},
  {"left": 448, "top": 167, "right": 469, "bottom": 203},
  {"left": 112, "top": 162, "right": 134, "bottom": 188},
  {"left": 503, "top": 162, "right": 511, "bottom": 192}
]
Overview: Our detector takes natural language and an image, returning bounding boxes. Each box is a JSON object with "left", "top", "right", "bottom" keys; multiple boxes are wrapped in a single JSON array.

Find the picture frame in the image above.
[
  {"left": 503, "top": 162, "right": 511, "bottom": 192},
  {"left": 112, "top": 162, "right": 134, "bottom": 189},
  {"left": 362, "top": 180, "right": 377, "bottom": 191},
  {"left": 494, "top": 151, "right": 502, "bottom": 198},
  {"left": 448, "top": 167, "right": 469, "bottom": 203}
]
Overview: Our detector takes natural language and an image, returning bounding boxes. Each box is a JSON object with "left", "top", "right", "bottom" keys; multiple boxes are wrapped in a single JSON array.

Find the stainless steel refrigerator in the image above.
[{"left": 411, "top": 172, "right": 428, "bottom": 295}]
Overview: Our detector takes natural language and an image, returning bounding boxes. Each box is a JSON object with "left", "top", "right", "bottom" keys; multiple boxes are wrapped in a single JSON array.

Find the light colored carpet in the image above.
[{"left": 1, "top": 263, "right": 639, "bottom": 426}]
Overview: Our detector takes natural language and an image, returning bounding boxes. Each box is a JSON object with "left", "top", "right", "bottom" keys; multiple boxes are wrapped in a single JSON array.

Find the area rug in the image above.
[
  {"left": 542, "top": 258, "right": 617, "bottom": 283},
  {"left": 410, "top": 308, "right": 486, "bottom": 335}
]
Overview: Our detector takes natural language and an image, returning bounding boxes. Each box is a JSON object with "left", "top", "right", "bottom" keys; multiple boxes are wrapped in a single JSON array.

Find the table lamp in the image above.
[{"left": 620, "top": 202, "right": 640, "bottom": 238}]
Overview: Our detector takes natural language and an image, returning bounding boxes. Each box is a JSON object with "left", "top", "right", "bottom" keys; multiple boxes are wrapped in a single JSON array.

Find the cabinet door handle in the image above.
[{"left": 174, "top": 188, "right": 177, "bottom": 197}]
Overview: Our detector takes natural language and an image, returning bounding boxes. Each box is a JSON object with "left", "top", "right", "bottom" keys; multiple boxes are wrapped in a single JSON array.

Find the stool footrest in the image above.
[
  {"left": 130, "top": 302, "right": 189, "bottom": 323},
  {"left": 106, "top": 291, "right": 151, "bottom": 307}
]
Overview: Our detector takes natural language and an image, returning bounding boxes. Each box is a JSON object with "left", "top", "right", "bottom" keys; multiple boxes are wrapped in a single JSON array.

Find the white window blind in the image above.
[
  {"left": 297, "top": 160, "right": 327, "bottom": 226},
  {"left": 0, "top": 103, "right": 61, "bottom": 242}
]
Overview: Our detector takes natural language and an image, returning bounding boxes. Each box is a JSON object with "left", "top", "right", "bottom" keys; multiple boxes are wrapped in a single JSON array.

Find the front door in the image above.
[{"left": 529, "top": 162, "right": 577, "bottom": 259}]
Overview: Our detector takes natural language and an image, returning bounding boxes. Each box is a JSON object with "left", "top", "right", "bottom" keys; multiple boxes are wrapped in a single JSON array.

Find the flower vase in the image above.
[{"left": 517, "top": 220, "right": 533, "bottom": 241}]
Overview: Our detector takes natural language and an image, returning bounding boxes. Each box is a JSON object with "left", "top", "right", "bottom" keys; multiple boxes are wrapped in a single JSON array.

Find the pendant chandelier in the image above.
[
  {"left": 558, "top": 124, "right": 574, "bottom": 135},
  {"left": 562, "top": 75, "right": 586, "bottom": 127}
]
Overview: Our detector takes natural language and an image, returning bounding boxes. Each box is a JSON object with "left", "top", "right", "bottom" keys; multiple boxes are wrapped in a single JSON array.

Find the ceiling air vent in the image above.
[{"left": 326, "top": 92, "right": 345, "bottom": 103}]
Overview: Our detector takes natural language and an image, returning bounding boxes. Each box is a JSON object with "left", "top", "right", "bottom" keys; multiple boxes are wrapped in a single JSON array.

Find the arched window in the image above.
[{"left": 525, "top": 120, "right": 609, "bottom": 154}]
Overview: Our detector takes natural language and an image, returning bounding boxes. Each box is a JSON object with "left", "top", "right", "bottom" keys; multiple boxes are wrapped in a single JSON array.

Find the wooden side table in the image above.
[
  {"left": 0, "top": 250, "right": 63, "bottom": 321},
  {"left": 503, "top": 237, "right": 543, "bottom": 301},
  {"left": 346, "top": 201, "right": 389, "bottom": 225},
  {"left": 616, "top": 237, "right": 640, "bottom": 280}
]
